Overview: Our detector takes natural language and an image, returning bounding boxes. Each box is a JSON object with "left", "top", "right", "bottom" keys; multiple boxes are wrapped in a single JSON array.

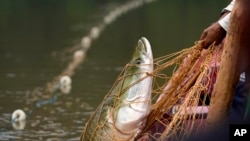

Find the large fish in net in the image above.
[
  {"left": 80, "top": 36, "right": 221, "bottom": 140},
  {"left": 80, "top": 37, "right": 154, "bottom": 141}
]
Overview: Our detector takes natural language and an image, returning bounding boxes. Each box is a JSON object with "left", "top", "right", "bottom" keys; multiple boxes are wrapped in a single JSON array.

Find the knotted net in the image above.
[
  {"left": 81, "top": 40, "right": 222, "bottom": 141},
  {"left": 136, "top": 41, "right": 222, "bottom": 141}
]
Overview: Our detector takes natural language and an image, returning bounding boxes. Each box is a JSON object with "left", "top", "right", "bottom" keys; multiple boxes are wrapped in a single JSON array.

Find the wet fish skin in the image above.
[{"left": 80, "top": 37, "right": 153, "bottom": 141}]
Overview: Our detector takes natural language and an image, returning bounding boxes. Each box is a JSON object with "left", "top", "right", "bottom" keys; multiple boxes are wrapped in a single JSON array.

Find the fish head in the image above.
[
  {"left": 130, "top": 37, "right": 153, "bottom": 71},
  {"left": 125, "top": 37, "right": 153, "bottom": 102}
]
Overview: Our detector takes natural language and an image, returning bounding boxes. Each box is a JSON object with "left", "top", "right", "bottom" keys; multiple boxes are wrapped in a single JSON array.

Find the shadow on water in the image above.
[{"left": 0, "top": 0, "right": 227, "bottom": 140}]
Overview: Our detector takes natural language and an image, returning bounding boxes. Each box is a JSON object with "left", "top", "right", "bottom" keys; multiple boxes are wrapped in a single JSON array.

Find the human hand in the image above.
[{"left": 200, "top": 22, "right": 226, "bottom": 49}]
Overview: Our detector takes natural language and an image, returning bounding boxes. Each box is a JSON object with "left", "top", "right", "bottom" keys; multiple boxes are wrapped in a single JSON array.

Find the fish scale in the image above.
[{"left": 80, "top": 37, "right": 153, "bottom": 141}]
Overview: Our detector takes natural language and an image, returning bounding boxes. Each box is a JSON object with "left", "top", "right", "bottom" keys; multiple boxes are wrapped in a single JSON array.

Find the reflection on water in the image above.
[
  {"left": 0, "top": 0, "right": 226, "bottom": 140},
  {"left": 11, "top": 109, "right": 27, "bottom": 130}
]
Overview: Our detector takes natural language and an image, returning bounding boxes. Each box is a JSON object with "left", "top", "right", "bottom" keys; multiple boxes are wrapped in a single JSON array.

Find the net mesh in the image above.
[
  {"left": 81, "top": 41, "right": 222, "bottom": 141},
  {"left": 136, "top": 41, "right": 222, "bottom": 141},
  {"left": 81, "top": 58, "right": 154, "bottom": 141}
]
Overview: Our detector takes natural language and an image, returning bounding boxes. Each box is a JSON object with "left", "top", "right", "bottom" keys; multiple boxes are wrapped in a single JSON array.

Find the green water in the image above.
[{"left": 0, "top": 0, "right": 227, "bottom": 140}]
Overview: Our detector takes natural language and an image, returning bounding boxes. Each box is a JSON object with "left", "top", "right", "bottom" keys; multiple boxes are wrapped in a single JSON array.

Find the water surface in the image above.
[{"left": 0, "top": 0, "right": 227, "bottom": 140}]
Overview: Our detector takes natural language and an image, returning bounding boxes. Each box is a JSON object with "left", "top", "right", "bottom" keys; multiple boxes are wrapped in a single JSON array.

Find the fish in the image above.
[{"left": 80, "top": 37, "right": 154, "bottom": 141}]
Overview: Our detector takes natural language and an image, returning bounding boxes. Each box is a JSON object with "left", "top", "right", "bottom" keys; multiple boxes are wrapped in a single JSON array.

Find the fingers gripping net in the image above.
[{"left": 137, "top": 41, "right": 221, "bottom": 141}]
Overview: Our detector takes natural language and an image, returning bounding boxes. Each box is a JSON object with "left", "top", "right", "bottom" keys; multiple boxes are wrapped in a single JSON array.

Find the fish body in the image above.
[{"left": 80, "top": 37, "right": 153, "bottom": 141}]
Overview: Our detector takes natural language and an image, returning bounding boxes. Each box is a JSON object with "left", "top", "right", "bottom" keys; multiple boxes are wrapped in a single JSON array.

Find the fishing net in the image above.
[
  {"left": 80, "top": 49, "right": 154, "bottom": 141},
  {"left": 81, "top": 40, "right": 222, "bottom": 141},
  {"left": 136, "top": 40, "right": 222, "bottom": 141}
]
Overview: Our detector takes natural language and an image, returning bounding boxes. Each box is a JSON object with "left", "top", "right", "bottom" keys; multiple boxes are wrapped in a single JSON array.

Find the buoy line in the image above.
[{"left": 7, "top": 0, "right": 159, "bottom": 130}]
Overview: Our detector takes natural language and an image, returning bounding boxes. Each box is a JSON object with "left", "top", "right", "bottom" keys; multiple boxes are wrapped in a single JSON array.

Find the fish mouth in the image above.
[{"left": 138, "top": 37, "right": 153, "bottom": 60}]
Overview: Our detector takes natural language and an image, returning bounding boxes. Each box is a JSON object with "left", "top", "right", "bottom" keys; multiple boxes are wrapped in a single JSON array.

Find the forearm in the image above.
[{"left": 200, "top": 0, "right": 235, "bottom": 48}]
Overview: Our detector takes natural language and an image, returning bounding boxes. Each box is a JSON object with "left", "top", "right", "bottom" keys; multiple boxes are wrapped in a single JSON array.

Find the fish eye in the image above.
[{"left": 135, "top": 58, "right": 142, "bottom": 65}]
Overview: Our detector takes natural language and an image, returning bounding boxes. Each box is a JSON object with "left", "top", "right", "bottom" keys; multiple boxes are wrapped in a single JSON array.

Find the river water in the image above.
[{"left": 0, "top": 0, "right": 227, "bottom": 140}]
